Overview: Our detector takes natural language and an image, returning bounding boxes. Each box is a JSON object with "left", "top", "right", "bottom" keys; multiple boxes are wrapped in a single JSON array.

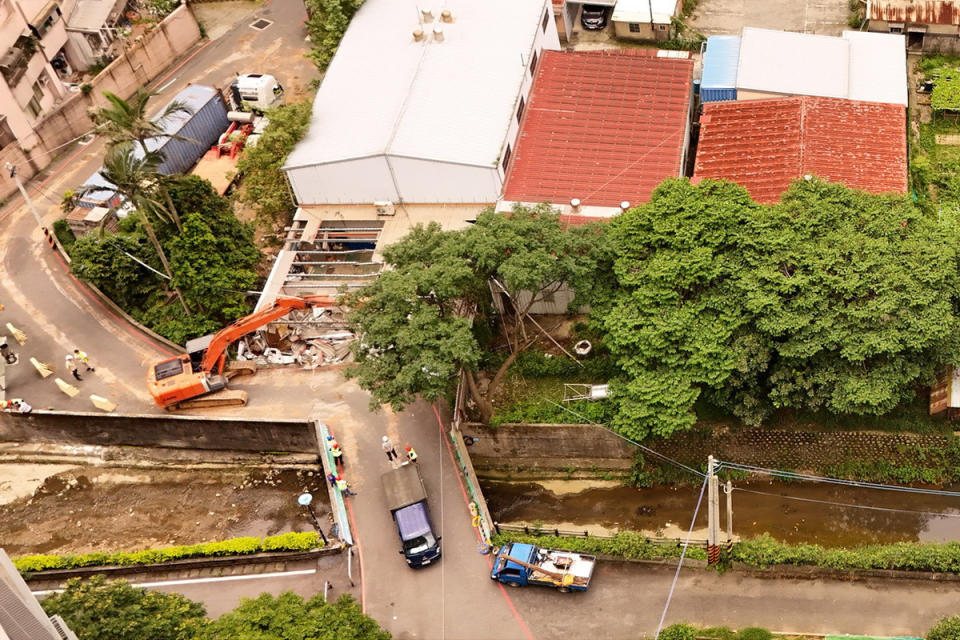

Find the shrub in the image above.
[
  {"left": 700, "top": 627, "right": 737, "bottom": 640},
  {"left": 14, "top": 532, "right": 323, "bottom": 575},
  {"left": 53, "top": 219, "right": 76, "bottom": 252},
  {"left": 737, "top": 628, "right": 773, "bottom": 640},
  {"left": 658, "top": 623, "right": 698, "bottom": 640},
  {"left": 928, "top": 615, "right": 960, "bottom": 640}
]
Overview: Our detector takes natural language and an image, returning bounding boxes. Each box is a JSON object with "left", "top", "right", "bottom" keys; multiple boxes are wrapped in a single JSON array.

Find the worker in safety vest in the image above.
[
  {"left": 335, "top": 476, "right": 356, "bottom": 497},
  {"left": 405, "top": 446, "right": 418, "bottom": 464}
]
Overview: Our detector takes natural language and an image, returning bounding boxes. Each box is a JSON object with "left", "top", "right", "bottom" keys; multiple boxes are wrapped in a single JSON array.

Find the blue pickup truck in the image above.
[{"left": 490, "top": 542, "right": 595, "bottom": 592}]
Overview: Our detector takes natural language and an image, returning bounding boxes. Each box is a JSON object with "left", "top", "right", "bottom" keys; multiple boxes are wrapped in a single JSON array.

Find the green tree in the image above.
[
  {"left": 74, "top": 144, "right": 192, "bottom": 314},
  {"left": 346, "top": 204, "right": 603, "bottom": 422},
  {"left": 600, "top": 178, "right": 763, "bottom": 439},
  {"left": 236, "top": 99, "right": 312, "bottom": 231},
  {"left": 928, "top": 615, "right": 960, "bottom": 640},
  {"left": 91, "top": 89, "right": 194, "bottom": 230},
  {"left": 744, "top": 179, "right": 960, "bottom": 415},
  {"left": 201, "top": 592, "right": 389, "bottom": 640},
  {"left": 303, "top": 0, "right": 366, "bottom": 70},
  {"left": 69, "top": 230, "right": 163, "bottom": 311},
  {"left": 40, "top": 575, "right": 206, "bottom": 640}
]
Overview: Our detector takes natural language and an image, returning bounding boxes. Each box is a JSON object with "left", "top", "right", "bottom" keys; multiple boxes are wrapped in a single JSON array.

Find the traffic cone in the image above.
[
  {"left": 5, "top": 323, "right": 26, "bottom": 345},
  {"left": 54, "top": 377, "right": 79, "bottom": 397},
  {"left": 29, "top": 357, "right": 53, "bottom": 378}
]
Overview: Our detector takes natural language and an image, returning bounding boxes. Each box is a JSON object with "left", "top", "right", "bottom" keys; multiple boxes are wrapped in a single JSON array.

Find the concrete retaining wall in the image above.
[
  {"left": 463, "top": 422, "right": 954, "bottom": 478},
  {"left": 0, "top": 410, "right": 319, "bottom": 453}
]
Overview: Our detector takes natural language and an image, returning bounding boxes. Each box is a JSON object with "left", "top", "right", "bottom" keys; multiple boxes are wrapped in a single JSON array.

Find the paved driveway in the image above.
[{"left": 688, "top": 0, "right": 849, "bottom": 37}]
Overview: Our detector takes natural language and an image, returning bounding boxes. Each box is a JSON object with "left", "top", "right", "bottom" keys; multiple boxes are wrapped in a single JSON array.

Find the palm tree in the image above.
[
  {"left": 74, "top": 144, "right": 191, "bottom": 315},
  {"left": 92, "top": 89, "right": 195, "bottom": 231}
]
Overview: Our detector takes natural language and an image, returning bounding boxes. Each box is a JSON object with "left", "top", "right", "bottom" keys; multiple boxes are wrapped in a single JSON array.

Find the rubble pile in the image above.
[{"left": 236, "top": 306, "right": 356, "bottom": 368}]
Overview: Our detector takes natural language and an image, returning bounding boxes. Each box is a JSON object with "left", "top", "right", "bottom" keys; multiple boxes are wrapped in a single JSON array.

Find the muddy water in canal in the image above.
[{"left": 482, "top": 479, "right": 960, "bottom": 547}]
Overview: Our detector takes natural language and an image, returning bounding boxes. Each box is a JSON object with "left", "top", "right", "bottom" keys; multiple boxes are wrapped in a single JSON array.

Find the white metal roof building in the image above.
[
  {"left": 611, "top": 0, "right": 679, "bottom": 25},
  {"left": 283, "top": 0, "right": 560, "bottom": 205},
  {"left": 734, "top": 27, "right": 907, "bottom": 106}
]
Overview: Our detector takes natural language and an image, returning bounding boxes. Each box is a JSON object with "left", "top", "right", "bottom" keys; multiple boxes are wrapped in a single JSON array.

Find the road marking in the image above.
[
  {"left": 32, "top": 568, "right": 317, "bottom": 596},
  {"left": 155, "top": 76, "right": 178, "bottom": 93},
  {"left": 431, "top": 404, "right": 536, "bottom": 640}
]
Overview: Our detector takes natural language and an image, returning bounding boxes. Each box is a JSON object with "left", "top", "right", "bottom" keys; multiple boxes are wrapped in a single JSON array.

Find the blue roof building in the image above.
[{"left": 700, "top": 35, "right": 740, "bottom": 103}]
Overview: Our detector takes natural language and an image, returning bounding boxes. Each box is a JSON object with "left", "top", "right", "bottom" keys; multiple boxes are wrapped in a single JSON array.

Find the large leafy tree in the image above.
[
  {"left": 40, "top": 575, "right": 206, "bottom": 640},
  {"left": 236, "top": 100, "right": 312, "bottom": 230},
  {"left": 743, "top": 179, "right": 960, "bottom": 415},
  {"left": 304, "top": 0, "right": 366, "bottom": 70},
  {"left": 601, "top": 178, "right": 762, "bottom": 439},
  {"left": 201, "top": 592, "right": 389, "bottom": 640},
  {"left": 346, "top": 204, "right": 603, "bottom": 422},
  {"left": 928, "top": 616, "right": 960, "bottom": 640}
]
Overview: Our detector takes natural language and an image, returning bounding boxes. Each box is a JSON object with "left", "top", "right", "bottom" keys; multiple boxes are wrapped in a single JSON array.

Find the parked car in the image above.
[{"left": 580, "top": 4, "right": 608, "bottom": 30}]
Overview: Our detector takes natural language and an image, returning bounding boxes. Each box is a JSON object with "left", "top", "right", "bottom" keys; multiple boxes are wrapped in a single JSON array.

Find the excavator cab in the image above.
[{"left": 146, "top": 354, "right": 229, "bottom": 409}]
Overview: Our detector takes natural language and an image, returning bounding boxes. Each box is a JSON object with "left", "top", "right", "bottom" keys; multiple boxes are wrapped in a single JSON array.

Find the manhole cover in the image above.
[{"left": 250, "top": 18, "right": 272, "bottom": 30}]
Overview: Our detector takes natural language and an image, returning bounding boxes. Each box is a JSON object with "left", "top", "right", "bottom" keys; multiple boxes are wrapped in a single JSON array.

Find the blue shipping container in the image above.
[
  {"left": 701, "top": 35, "right": 740, "bottom": 104},
  {"left": 77, "top": 85, "right": 229, "bottom": 208}
]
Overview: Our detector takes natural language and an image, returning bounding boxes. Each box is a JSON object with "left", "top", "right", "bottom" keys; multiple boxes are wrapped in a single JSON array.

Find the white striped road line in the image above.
[{"left": 32, "top": 568, "right": 316, "bottom": 596}]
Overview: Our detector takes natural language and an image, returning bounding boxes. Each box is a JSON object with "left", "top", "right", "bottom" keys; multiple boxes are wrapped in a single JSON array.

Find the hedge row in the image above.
[
  {"left": 491, "top": 531, "right": 960, "bottom": 574},
  {"left": 14, "top": 532, "right": 322, "bottom": 575}
]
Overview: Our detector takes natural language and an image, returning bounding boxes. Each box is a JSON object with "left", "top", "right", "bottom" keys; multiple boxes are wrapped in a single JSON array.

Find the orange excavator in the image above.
[{"left": 147, "top": 295, "right": 336, "bottom": 410}]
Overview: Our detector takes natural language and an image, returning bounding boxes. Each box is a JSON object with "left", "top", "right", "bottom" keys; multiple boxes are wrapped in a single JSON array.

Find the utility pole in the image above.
[
  {"left": 707, "top": 455, "right": 720, "bottom": 564},
  {"left": 725, "top": 479, "right": 733, "bottom": 543},
  {"left": 5, "top": 163, "right": 55, "bottom": 250}
]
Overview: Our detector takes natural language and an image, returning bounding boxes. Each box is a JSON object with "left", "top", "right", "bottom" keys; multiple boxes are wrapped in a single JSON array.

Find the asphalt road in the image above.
[{"left": 2, "top": 3, "right": 959, "bottom": 638}]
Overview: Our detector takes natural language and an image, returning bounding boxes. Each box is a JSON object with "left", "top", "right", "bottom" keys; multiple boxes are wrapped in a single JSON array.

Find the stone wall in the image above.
[
  {"left": 0, "top": 410, "right": 319, "bottom": 453},
  {"left": 463, "top": 422, "right": 953, "bottom": 479},
  {"left": 0, "top": 5, "right": 203, "bottom": 201}
]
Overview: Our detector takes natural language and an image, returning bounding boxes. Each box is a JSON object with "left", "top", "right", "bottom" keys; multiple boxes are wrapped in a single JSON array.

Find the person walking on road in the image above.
[
  {"left": 65, "top": 354, "right": 81, "bottom": 381},
  {"left": 382, "top": 436, "right": 398, "bottom": 461},
  {"left": 335, "top": 476, "right": 357, "bottom": 497},
  {"left": 331, "top": 443, "right": 344, "bottom": 467},
  {"left": 405, "top": 446, "right": 418, "bottom": 464},
  {"left": 73, "top": 349, "right": 94, "bottom": 372}
]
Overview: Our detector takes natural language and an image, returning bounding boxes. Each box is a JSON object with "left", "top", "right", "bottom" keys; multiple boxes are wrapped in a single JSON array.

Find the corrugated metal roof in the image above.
[
  {"left": 611, "top": 0, "right": 679, "bottom": 23},
  {"left": 701, "top": 35, "right": 740, "bottom": 89},
  {"left": 869, "top": 0, "right": 960, "bottom": 25},
  {"left": 284, "top": 0, "right": 553, "bottom": 172},
  {"left": 693, "top": 96, "right": 907, "bottom": 203},
  {"left": 733, "top": 27, "right": 907, "bottom": 106},
  {"left": 503, "top": 49, "right": 692, "bottom": 208}
]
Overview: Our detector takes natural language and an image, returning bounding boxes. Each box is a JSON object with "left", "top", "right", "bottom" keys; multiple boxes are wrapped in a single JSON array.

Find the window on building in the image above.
[
  {"left": 657, "top": 24, "right": 668, "bottom": 30},
  {"left": 889, "top": 23, "right": 904, "bottom": 33},
  {"left": 26, "top": 96, "right": 41, "bottom": 118},
  {"left": 0, "top": 117, "right": 15, "bottom": 151},
  {"left": 629, "top": 23, "right": 641, "bottom": 32},
  {"left": 32, "top": 79, "right": 44, "bottom": 102},
  {"left": 529, "top": 50, "right": 538, "bottom": 77},
  {"left": 542, "top": 9, "right": 550, "bottom": 33},
  {"left": 517, "top": 96, "right": 525, "bottom": 124},
  {"left": 502, "top": 144, "right": 512, "bottom": 172}
]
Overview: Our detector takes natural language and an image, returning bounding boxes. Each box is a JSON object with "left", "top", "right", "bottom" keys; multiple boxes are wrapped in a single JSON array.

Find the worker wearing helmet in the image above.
[{"left": 406, "top": 446, "right": 418, "bottom": 464}]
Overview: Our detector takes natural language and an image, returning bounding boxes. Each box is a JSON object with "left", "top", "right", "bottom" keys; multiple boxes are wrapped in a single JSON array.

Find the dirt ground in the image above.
[
  {"left": 0, "top": 465, "right": 330, "bottom": 557},
  {"left": 688, "top": 0, "right": 848, "bottom": 37}
]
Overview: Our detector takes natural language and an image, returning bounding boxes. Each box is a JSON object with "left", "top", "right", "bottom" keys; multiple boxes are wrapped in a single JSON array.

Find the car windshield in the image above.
[
  {"left": 402, "top": 536, "right": 430, "bottom": 554},
  {"left": 583, "top": 4, "right": 604, "bottom": 13}
]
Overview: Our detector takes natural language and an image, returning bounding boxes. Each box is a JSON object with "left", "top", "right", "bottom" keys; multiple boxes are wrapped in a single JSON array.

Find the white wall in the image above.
[
  {"left": 388, "top": 156, "right": 501, "bottom": 203},
  {"left": 287, "top": 156, "right": 396, "bottom": 205},
  {"left": 497, "top": 0, "right": 562, "bottom": 184}
]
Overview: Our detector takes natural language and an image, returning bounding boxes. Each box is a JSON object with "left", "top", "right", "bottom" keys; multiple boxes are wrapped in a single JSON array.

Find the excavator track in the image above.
[{"left": 168, "top": 389, "right": 248, "bottom": 411}]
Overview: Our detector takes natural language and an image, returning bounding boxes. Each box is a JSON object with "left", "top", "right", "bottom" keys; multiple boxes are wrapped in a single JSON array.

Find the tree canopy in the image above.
[
  {"left": 600, "top": 177, "right": 960, "bottom": 439},
  {"left": 200, "top": 592, "right": 389, "bottom": 640},
  {"left": 41, "top": 575, "right": 206, "bottom": 640},
  {"left": 928, "top": 615, "right": 960, "bottom": 640},
  {"left": 346, "top": 204, "right": 605, "bottom": 422},
  {"left": 70, "top": 175, "right": 261, "bottom": 344}
]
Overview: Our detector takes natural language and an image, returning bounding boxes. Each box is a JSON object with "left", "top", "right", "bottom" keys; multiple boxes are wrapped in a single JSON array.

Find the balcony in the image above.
[{"left": 0, "top": 36, "right": 38, "bottom": 86}]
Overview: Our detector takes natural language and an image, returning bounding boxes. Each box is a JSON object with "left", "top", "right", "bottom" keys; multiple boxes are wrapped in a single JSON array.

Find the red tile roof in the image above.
[
  {"left": 558, "top": 214, "right": 611, "bottom": 227},
  {"left": 693, "top": 96, "right": 907, "bottom": 204},
  {"left": 503, "top": 49, "right": 693, "bottom": 208}
]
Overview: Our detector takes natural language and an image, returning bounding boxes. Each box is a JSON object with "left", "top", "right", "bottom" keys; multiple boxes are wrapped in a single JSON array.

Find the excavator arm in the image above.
[{"left": 147, "top": 295, "right": 337, "bottom": 409}]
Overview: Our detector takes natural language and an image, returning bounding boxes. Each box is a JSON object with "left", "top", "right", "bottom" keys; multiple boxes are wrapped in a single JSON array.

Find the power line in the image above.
[
  {"left": 545, "top": 399, "right": 705, "bottom": 478},
  {"left": 654, "top": 478, "right": 707, "bottom": 640},
  {"left": 716, "top": 461, "right": 960, "bottom": 498},
  {"left": 734, "top": 486, "right": 960, "bottom": 519}
]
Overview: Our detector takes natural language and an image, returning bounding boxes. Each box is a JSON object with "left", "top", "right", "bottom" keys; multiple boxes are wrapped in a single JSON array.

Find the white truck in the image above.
[{"left": 229, "top": 74, "right": 284, "bottom": 112}]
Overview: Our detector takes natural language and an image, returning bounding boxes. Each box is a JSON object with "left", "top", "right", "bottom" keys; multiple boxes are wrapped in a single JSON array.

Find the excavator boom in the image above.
[{"left": 147, "top": 295, "right": 337, "bottom": 409}]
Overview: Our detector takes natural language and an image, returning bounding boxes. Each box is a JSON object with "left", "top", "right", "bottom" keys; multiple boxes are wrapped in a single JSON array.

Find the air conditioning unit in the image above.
[{"left": 374, "top": 200, "right": 395, "bottom": 216}]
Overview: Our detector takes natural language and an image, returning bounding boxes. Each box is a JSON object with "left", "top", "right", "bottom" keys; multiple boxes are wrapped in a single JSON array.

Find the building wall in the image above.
[
  {"left": 390, "top": 156, "right": 502, "bottom": 203},
  {"left": 736, "top": 88, "right": 790, "bottom": 101},
  {"left": 613, "top": 20, "right": 672, "bottom": 41},
  {"left": 0, "top": 550, "right": 62, "bottom": 640},
  {"left": 288, "top": 156, "right": 397, "bottom": 204},
  {"left": 0, "top": 5, "right": 203, "bottom": 201},
  {"left": 497, "top": 0, "right": 562, "bottom": 185}
]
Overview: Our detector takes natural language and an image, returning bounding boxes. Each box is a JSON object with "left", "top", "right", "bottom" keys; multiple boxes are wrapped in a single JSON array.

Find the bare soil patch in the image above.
[{"left": 0, "top": 466, "right": 330, "bottom": 557}]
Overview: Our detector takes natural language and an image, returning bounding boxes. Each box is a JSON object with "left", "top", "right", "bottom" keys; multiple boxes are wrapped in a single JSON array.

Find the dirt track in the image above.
[{"left": 0, "top": 466, "right": 330, "bottom": 556}]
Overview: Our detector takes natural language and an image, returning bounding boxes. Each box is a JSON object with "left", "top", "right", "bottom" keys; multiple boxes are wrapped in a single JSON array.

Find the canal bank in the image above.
[{"left": 483, "top": 479, "right": 960, "bottom": 548}]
